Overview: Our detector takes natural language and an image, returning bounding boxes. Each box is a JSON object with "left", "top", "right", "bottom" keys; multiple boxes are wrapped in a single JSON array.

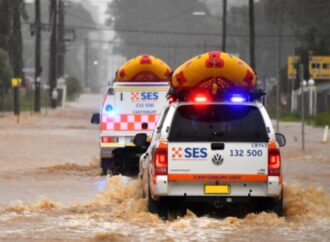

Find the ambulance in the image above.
[
  {"left": 91, "top": 54, "right": 171, "bottom": 175},
  {"left": 133, "top": 51, "right": 286, "bottom": 219}
]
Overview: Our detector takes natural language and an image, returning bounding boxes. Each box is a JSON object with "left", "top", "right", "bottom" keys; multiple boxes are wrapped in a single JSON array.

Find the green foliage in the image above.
[
  {"left": 0, "top": 48, "right": 12, "bottom": 92},
  {"left": 313, "top": 112, "right": 330, "bottom": 126},
  {"left": 275, "top": 111, "right": 330, "bottom": 127},
  {"left": 264, "top": 0, "right": 330, "bottom": 79},
  {"left": 0, "top": 88, "right": 49, "bottom": 112},
  {"left": 66, "top": 76, "right": 82, "bottom": 101},
  {"left": 279, "top": 112, "right": 301, "bottom": 122}
]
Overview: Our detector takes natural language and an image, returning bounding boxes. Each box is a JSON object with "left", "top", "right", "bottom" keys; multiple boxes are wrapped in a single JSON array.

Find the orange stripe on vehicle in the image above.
[{"left": 168, "top": 174, "right": 268, "bottom": 182}]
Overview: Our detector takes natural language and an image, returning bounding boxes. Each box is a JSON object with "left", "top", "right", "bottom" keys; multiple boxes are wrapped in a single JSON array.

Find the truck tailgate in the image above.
[{"left": 168, "top": 142, "right": 268, "bottom": 182}]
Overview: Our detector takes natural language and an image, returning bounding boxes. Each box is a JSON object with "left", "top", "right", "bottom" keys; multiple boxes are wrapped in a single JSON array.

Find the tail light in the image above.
[
  {"left": 268, "top": 148, "right": 281, "bottom": 176},
  {"left": 101, "top": 136, "right": 118, "bottom": 143},
  {"left": 152, "top": 141, "right": 168, "bottom": 175}
]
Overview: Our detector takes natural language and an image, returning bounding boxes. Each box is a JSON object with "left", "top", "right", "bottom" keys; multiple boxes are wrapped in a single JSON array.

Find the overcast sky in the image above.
[{"left": 24, "top": 0, "right": 249, "bottom": 25}]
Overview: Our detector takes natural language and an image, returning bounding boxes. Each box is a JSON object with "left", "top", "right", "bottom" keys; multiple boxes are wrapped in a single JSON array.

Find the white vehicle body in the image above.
[
  {"left": 99, "top": 82, "right": 170, "bottom": 158},
  {"left": 139, "top": 98, "right": 284, "bottom": 217}
]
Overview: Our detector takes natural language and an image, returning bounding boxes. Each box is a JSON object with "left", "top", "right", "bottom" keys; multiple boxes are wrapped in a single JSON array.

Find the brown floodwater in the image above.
[
  {"left": 0, "top": 94, "right": 329, "bottom": 241},
  {"left": 0, "top": 174, "right": 330, "bottom": 242}
]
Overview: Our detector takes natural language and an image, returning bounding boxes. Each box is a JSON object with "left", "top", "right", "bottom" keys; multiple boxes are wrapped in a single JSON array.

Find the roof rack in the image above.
[{"left": 167, "top": 87, "right": 266, "bottom": 102}]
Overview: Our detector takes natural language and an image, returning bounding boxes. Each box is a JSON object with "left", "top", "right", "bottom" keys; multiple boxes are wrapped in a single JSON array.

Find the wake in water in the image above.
[
  {"left": 1, "top": 176, "right": 330, "bottom": 241},
  {"left": 1, "top": 176, "right": 330, "bottom": 221},
  {"left": 37, "top": 157, "right": 101, "bottom": 176}
]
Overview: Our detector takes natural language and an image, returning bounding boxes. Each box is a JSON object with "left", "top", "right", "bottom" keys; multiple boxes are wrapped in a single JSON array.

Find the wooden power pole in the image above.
[
  {"left": 84, "top": 37, "right": 90, "bottom": 89},
  {"left": 34, "top": 0, "right": 42, "bottom": 112},
  {"left": 57, "top": 0, "right": 65, "bottom": 78},
  {"left": 48, "top": 0, "right": 58, "bottom": 108},
  {"left": 11, "top": 0, "right": 23, "bottom": 117},
  {"left": 249, "top": 0, "right": 256, "bottom": 71},
  {"left": 222, "top": 0, "right": 227, "bottom": 52}
]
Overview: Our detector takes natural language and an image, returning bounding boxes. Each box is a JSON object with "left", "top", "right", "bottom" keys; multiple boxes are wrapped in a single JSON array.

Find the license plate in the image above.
[{"left": 204, "top": 185, "right": 230, "bottom": 194}]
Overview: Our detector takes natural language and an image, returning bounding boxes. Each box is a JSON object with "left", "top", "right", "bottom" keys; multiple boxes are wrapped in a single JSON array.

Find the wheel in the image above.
[
  {"left": 147, "top": 184, "right": 168, "bottom": 220},
  {"left": 168, "top": 205, "right": 186, "bottom": 220},
  {"left": 269, "top": 196, "right": 283, "bottom": 216},
  {"left": 100, "top": 157, "right": 118, "bottom": 176},
  {"left": 112, "top": 148, "right": 140, "bottom": 176}
]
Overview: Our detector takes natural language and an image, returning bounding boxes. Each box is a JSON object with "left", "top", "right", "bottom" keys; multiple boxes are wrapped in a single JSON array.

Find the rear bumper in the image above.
[
  {"left": 151, "top": 175, "right": 282, "bottom": 198},
  {"left": 100, "top": 143, "right": 135, "bottom": 158}
]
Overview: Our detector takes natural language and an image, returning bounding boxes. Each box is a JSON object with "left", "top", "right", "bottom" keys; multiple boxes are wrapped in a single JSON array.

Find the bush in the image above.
[{"left": 66, "top": 76, "right": 82, "bottom": 101}]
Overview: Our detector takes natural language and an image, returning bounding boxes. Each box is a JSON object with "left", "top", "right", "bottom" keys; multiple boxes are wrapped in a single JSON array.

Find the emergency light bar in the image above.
[
  {"left": 167, "top": 88, "right": 265, "bottom": 103},
  {"left": 189, "top": 92, "right": 211, "bottom": 103},
  {"left": 229, "top": 94, "right": 246, "bottom": 103}
]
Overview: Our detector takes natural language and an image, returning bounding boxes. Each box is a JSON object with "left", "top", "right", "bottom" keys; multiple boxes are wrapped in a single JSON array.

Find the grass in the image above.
[
  {"left": 0, "top": 90, "right": 50, "bottom": 112},
  {"left": 279, "top": 111, "right": 330, "bottom": 127},
  {"left": 313, "top": 112, "right": 330, "bottom": 126}
]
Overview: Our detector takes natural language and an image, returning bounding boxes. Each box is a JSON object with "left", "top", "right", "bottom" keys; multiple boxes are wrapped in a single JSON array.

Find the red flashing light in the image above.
[
  {"left": 194, "top": 95, "right": 208, "bottom": 102},
  {"left": 101, "top": 136, "right": 118, "bottom": 143},
  {"left": 268, "top": 149, "right": 281, "bottom": 176},
  {"left": 190, "top": 92, "right": 211, "bottom": 103}
]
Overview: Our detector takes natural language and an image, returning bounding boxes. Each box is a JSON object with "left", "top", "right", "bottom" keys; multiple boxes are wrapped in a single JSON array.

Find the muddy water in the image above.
[
  {"left": 0, "top": 174, "right": 330, "bottom": 241},
  {"left": 0, "top": 94, "right": 330, "bottom": 241}
]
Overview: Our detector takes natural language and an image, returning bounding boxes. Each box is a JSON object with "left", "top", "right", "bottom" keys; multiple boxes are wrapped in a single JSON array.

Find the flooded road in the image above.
[{"left": 0, "top": 94, "right": 330, "bottom": 241}]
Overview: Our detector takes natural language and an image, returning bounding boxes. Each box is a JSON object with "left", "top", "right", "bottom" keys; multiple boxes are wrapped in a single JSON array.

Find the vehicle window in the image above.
[
  {"left": 311, "top": 63, "right": 321, "bottom": 69},
  {"left": 151, "top": 107, "right": 170, "bottom": 143},
  {"left": 168, "top": 104, "right": 268, "bottom": 142},
  {"left": 322, "top": 63, "right": 330, "bottom": 69},
  {"left": 156, "top": 107, "right": 170, "bottom": 133}
]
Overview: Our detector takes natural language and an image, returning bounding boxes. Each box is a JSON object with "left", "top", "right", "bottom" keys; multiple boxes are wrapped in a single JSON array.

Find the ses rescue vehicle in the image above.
[
  {"left": 91, "top": 54, "right": 171, "bottom": 175},
  {"left": 133, "top": 51, "right": 286, "bottom": 219}
]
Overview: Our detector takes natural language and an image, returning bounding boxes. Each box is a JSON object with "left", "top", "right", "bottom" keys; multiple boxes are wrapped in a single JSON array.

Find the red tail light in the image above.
[
  {"left": 153, "top": 141, "right": 168, "bottom": 175},
  {"left": 268, "top": 149, "right": 281, "bottom": 176},
  {"left": 101, "top": 136, "right": 118, "bottom": 143}
]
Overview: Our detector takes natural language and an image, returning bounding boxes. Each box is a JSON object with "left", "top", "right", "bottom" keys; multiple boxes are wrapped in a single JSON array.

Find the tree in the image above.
[
  {"left": 264, "top": 0, "right": 330, "bottom": 79},
  {"left": 0, "top": 49, "right": 12, "bottom": 92}
]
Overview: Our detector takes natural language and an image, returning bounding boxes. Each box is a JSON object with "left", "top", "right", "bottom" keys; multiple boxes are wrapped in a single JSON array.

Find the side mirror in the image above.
[
  {"left": 91, "top": 113, "right": 100, "bottom": 124},
  {"left": 275, "top": 133, "right": 286, "bottom": 147},
  {"left": 133, "top": 133, "right": 148, "bottom": 147}
]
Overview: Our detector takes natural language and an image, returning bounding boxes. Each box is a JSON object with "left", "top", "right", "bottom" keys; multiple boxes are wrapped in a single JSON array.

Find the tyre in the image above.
[
  {"left": 269, "top": 196, "right": 283, "bottom": 216},
  {"left": 168, "top": 205, "right": 186, "bottom": 220},
  {"left": 112, "top": 148, "right": 140, "bottom": 176},
  {"left": 147, "top": 184, "right": 168, "bottom": 220},
  {"left": 100, "top": 157, "right": 118, "bottom": 176}
]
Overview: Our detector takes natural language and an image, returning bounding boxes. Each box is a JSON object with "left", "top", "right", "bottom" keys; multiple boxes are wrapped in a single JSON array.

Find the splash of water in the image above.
[{"left": 39, "top": 157, "right": 100, "bottom": 176}]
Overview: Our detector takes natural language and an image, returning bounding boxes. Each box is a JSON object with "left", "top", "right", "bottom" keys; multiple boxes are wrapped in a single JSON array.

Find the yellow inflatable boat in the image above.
[
  {"left": 115, "top": 54, "right": 171, "bottom": 82},
  {"left": 171, "top": 51, "right": 256, "bottom": 94}
]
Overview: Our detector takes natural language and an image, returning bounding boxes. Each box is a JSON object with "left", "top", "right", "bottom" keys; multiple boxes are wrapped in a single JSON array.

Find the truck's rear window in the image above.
[{"left": 168, "top": 104, "right": 268, "bottom": 142}]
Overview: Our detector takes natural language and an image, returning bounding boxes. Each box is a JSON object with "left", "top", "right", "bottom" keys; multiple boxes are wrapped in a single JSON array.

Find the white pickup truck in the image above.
[
  {"left": 134, "top": 90, "right": 286, "bottom": 219},
  {"left": 91, "top": 81, "right": 170, "bottom": 175}
]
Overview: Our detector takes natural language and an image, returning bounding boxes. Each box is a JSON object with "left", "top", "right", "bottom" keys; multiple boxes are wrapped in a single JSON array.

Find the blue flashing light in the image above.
[
  {"left": 105, "top": 105, "right": 113, "bottom": 112},
  {"left": 230, "top": 95, "right": 246, "bottom": 103},
  {"left": 105, "top": 105, "right": 115, "bottom": 116}
]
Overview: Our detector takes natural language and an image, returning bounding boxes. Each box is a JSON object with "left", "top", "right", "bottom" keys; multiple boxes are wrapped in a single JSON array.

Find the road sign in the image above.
[
  {"left": 309, "top": 56, "right": 330, "bottom": 80},
  {"left": 288, "top": 55, "right": 300, "bottom": 80},
  {"left": 11, "top": 78, "right": 22, "bottom": 87}
]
